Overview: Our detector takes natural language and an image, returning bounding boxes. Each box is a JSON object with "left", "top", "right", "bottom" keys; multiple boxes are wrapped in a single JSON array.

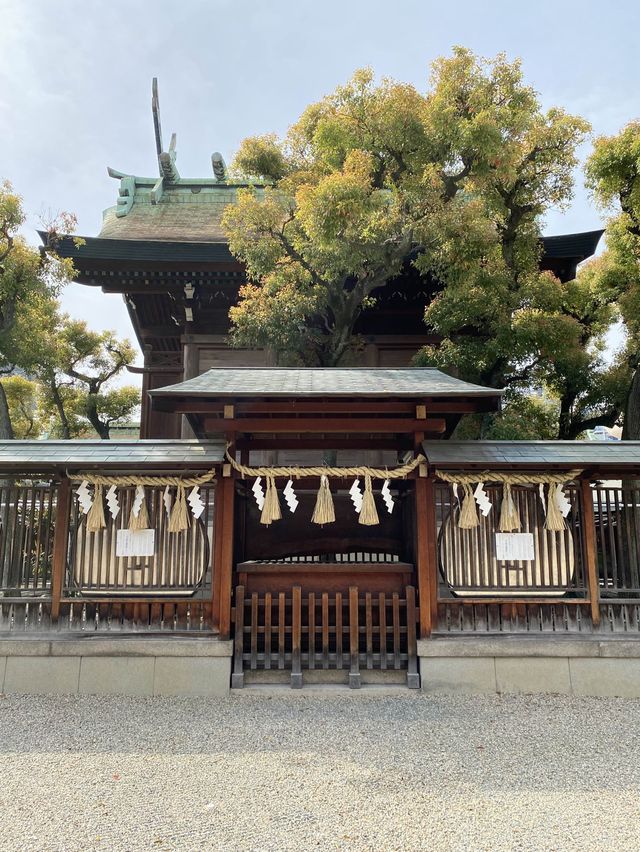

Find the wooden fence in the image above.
[
  {"left": 0, "top": 480, "right": 57, "bottom": 595},
  {"left": 1, "top": 474, "right": 640, "bottom": 639},
  {"left": 232, "top": 584, "right": 419, "bottom": 688}
]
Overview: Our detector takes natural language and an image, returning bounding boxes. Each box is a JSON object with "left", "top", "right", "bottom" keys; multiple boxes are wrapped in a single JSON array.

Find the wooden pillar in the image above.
[
  {"left": 217, "top": 474, "right": 235, "bottom": 640},
  {"left": 50, "top": 476, "right": 71, "bottom": 622},
  {"left": 211, "top": 480, "right": 225, "bottom": 633},
  {"left": 415, "top": 475, "right": 438, "bottom": 638},
  {"left": 580, "top": 478, "right": 601, "bottom": 627}
]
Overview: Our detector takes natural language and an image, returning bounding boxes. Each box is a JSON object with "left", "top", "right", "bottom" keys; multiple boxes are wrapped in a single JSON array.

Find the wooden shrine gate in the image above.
[{"left": 231, "top": 560, "right": 420, "bottom": 688}]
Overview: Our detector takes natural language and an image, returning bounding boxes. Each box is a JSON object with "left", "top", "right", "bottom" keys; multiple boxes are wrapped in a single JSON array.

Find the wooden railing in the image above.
[
  {"left": 0, "top": 479, "right": 57, "bottom": 596},
  {"left": 232, "top": 584, "right": 419, "bottom": 689},
  {"left": 593, "top": 483, "right": 640, "bottom": 599}
]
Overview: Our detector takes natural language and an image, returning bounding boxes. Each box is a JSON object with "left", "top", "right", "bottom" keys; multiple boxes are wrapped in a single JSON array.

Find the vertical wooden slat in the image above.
[
  {"left": 379, "top": 592, "right": 387, "bottom": 669},
  {"left": 250, "top": 592, "right": 258, "bottom": 669},
  {"left": 392, "top": 592, "right": 401, "bottom": 669},
  {"left": 348, "top": 586, "right": 361, "bottom": 688},
  {"left": 278, "top": 592, "right": 286, "bottom": 669},
  {"left": 335, "top": 592, "right": 343, "bottom": 669},
  {"left": 264, "top": 591, "right": 272, "bottom": 670},
  {"left": 405, "top": 585, "right": 420, "bottom": 688},
  {"left": 291, "top": 585, "right": 302, "bottom": 688},
  {"left": 365, "top": 592, "right": 373, "bottom": 669},
  {"left": 50, "top": 478, "right": 71, "bottom": 622},
  {"left": 321, "top": 592, "right": 329, "bottom": 670},
  {"left": 231, "top": 585, "right": 245, "bottom": 688},
  {"left": 308, "top": 592, "right": 315, "bottom": 669},
  {"left": 581, "top": 479, "right": 601, "bottom": 626}
]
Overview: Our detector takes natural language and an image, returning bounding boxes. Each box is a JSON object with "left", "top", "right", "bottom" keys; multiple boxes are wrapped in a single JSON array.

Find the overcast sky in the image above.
[{"left": 1, "top": 0, "right": 638, "bottom": 378}]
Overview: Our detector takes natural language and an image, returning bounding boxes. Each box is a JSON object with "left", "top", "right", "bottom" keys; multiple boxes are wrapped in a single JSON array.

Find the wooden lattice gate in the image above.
[{"left": 231, "top": 584, "right": 420, "bottom": 689}]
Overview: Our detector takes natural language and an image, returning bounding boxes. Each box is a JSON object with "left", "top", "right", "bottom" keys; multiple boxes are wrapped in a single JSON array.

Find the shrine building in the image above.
[{"left": 0, "top": 82, "right": 639, "bottom": 698}]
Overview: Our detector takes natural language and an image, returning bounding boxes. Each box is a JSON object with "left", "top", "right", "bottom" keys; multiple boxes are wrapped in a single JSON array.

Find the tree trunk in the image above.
[
  {"left": 85, "top": 394, "right": 110, "bottom": 439},
  {"left": 557, "top": 396, "right": 573, "bottom": 440},
  {"left": 623, "top": 366, "right": 640, "bottom": 440},
  {"left": 49, "top": 381, "right": 71, "bottom": 440},
  {"left": 0, "top": 382, "right": 14, "bottom": 439}
]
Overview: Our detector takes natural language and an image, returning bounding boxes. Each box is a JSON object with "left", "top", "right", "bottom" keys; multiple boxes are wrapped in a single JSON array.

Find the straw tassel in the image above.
[
  {"left": 260, "top": 476, "right": 282, "bottom": 526},
  {"left": 499, "top": 483, "right": 521, "bottom": 532},
  {"left": 128, "top": 485, "right": 150, "bottom": 531},
  {"left": 168, "top": 485, "right": 190, "bottom": 533},
  {"left": 458, "top": 484, "right": 479, "bottom": 529},
  {"left": 311, "top": 475, "right": 335, "bottom": 525},
  {"left": 358, "top": 475, "right": 379, "bottom": 526},
  {"left": 86, "top": 484, "right": 106, "bottom": 532},
  {"left": 544, "top": 484, "right": 566, "bottom": 531}
]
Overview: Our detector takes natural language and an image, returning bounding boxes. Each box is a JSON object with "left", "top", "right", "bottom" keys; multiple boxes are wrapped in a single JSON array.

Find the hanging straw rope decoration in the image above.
[
  {"left": 545, "top": 484, "right": 566, "bottom": 531},
  {"left": 458, "top": 484, "right": 479, "bottom": 530},
  {"left": 359, "top": 475, "right": 379, "bottom": 526},
  {"left": 224, "top": 449, "right": 425, "bottom": 481},
  {"left": 128, "top": 486, "right": 150, "bottom": 531},
  {"left": 86, "top": 484, "right": 107, "bottom": 532},
  {"left": 224, "top": 449, "right": 426, "bottom": 527},
  {"left": 67, "top": 470, "right": 216, "bottom": 534},
  {"left": 168, "top": 485, "right": 190, "bottom": 533},
  {"left": 311, "top": 475, "right": 335, "bottom": 525},
  {"left": 261, "top": 476, "right": 282, "bottom": 526},
  {"left": 498, "top": 482, "right": 520, "bottom": 532},
  {"left": 435, "top": 469, "right": 582, "bottom": 531}
]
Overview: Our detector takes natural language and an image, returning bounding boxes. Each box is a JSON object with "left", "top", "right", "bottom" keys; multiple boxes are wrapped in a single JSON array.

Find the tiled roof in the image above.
[
  {"left": 0, "top": 440, "right": 225, "bottom": 471},
  {"left": 422, "top": 440, "right": 640, "bottom": 469},
  {"left": 42, "top": 234, "right": 234, "bottom": 263},
  {"left": 150, "top": 368, "right": 504, "bottom": 399},
  {"left": 540, "top": 229, "right": 603, "bottom": 260}
]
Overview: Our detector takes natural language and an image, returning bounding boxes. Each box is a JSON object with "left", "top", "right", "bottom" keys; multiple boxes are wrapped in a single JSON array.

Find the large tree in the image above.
[
  {"left": 585, "top": 121, "right": 640, "bottom": 439},
  {"left": 41, "top": 317, "right": 139, "bottom": 440},
  {"left": 222, "top": 49, "right": 588, "bottom": 370},
  {"left": 0, "top": 182, "right": 73, "bottom": 437}
]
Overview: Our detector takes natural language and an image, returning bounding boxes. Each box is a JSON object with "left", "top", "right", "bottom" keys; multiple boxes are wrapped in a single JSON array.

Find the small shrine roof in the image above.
[
  {"left": 150, "top": 367, "right": 504, "bottom": 399},
  {"left": 0, "top": 440, "right": 226, "bottom": 472},
  {"left": 422, "top": 440, "right": 640, "bottom": 471}
]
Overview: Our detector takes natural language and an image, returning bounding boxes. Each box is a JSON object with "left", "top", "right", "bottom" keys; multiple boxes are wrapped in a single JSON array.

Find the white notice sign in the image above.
[
  {"left": 116, "top": 529, "right": 156, "bottom": 557},
  {"left": 495, "top": 532, "right": 535, "bottom": 562}
]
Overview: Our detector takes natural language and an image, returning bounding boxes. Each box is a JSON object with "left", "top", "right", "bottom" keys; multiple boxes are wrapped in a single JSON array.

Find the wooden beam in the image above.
[
  {"left": 234, "top": 437, "right": 414, "bottom": 451},
  {"left": 50, "top": 477, "right": 71, "bottom": 622},
  {"left": 200, "top": 417, "right": 447, "bottom": 434},
  {"left": 151, "top": 398, "right": 497, "bottom": 415},
  {"left": 580, "top": 478, "right": 601, "bottom": 626}
]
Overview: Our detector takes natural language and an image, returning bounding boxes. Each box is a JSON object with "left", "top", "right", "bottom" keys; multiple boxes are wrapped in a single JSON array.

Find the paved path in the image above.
[{"left": 0, "top": 689, "right": 639, "bottom": 851}]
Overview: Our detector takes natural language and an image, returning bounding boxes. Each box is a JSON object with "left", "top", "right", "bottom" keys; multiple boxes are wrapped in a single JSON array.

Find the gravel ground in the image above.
[{"left": 0, "top": 689, "right": 639, "bottom": 851}]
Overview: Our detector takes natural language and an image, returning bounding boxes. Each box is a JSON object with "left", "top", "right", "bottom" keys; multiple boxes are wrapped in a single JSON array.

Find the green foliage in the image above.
[
  {"left": 585, "top": 122, "right": 640, "bottom": 438},
  {"left": 223, "top": 48, "right": 589, "bottom": 388},
  {"left": 0, "top": 376, "right": 42, "bottom": 438}
]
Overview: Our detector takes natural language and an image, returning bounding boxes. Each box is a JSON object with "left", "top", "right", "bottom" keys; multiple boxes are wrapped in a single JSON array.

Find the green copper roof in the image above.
[{"left": 99, "top": 181, "right": 261, "bottom": 243}]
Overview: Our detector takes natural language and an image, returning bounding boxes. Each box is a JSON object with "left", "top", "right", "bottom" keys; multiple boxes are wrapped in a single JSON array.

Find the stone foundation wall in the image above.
[
  {"left": 419, "top": 636, "right": 640, "bottom": 697},
  {"left": 0, "top": 638, "right": 233, "bottom": 697}
]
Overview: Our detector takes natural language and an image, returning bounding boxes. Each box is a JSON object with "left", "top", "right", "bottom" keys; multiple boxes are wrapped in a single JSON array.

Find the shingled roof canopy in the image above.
[
  {"left": 0, "top": 440, "right": 226, "bottom": 473},
  {"left": 422, "top": 440, "right": 640, "bottom": 473},
  {"left": 45, "top": 230, "right": 604, "bottom": 268},
  {"left": 150, "top": 367, "right": 504, "bottom": 400}
]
